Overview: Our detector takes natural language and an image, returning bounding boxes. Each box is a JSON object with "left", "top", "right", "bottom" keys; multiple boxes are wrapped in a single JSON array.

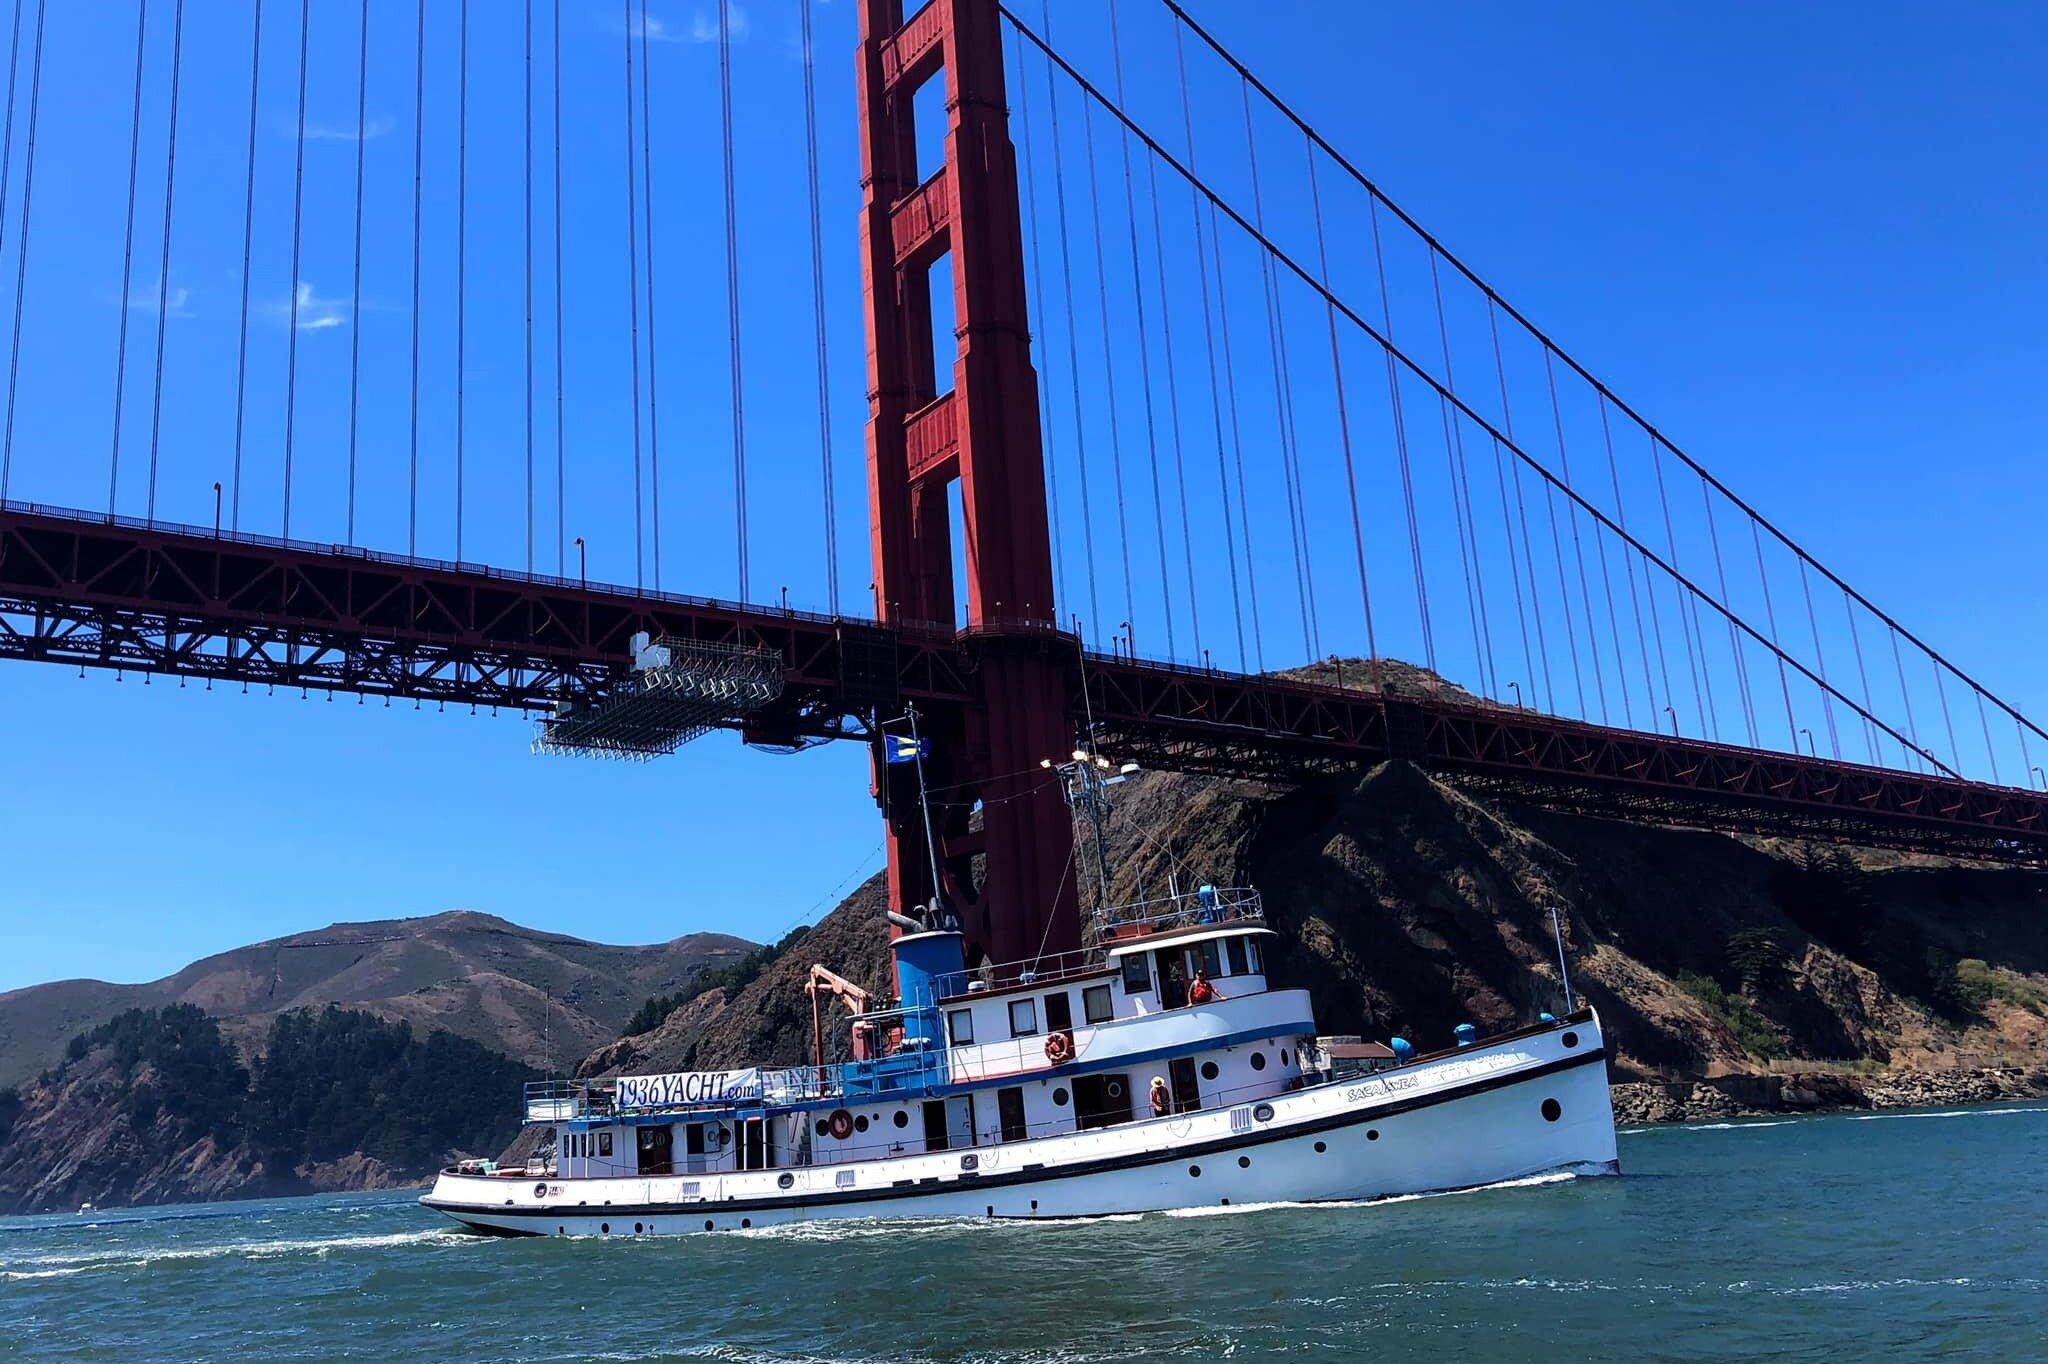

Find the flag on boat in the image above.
[{"left": 885, "top": 734, "right": 929, "bottom": 765}]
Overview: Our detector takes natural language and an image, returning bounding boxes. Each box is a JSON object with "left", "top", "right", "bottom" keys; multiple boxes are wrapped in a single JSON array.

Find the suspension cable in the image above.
[
  {"left": 1428, "top": 249, "right": 1493, "bottom": 698},
  {"left": 1599, "top": 394, "right": 1664, "bottom": 722},
  {"left": 407, "top": 0, "right": 423, "bottom": 554},
  {"left": 1367, "top": 194, "right": 1435, "bottom": 683},
  {"left": 1138, "top": 84, "right": 1201, "bottom": 660},
  {"left": 106, "top": 0, "right": 150, "bottom": 516},
  {"left": 638, "top": 0, "right": 663, "bottom": 588},
  {"left": 1038, "top": 0, "right": 1100, "bottom": 634},
  {"left": 1544, "top": 352, "right": 1604, "bottom": 722},
  {"left": 144, "top": 0, "right": 186, "bottom": 526},
  {"left": 346, "top": 0, "right": 368, "bottom": 544},
  {"left": 551, "top": 0, "right": 564, "bottom": 575},
  {"left": 1746, "top": 519, "right": 1798, "bottom": 747},
  {"left": 619, "top": 0, "right": 643, "bottom": 586},
  {"left": 1011, "top": 32, "right": 1067, "bottom": 617},
  {"left": 1003, "top": 4, "right": 1952, "bottom": 774},
  {"left": 1174, "top": 22, "right": 1244, "bottom": 669},
  {"left": 1797, "top": 559, "right": 1840, "bottom": 759},
  {"left": 1105, "top": 3, "right": 1176, "bottom": 658},
  {"left": 1842, "top": 588, "right": 1880, "bottom": 764},
  {"left": 280, "top": 0, "right": 310, "bottom": 539},
  {"left": 0, "top": 0, "right": 23, "bottom": 280},
  {"left": 719, "top": 0, "right": 747, "bottom": 599},
  {"left": 454, "top": 0, "right": 468, "bottom": 559},
  {"left": 1155, "top": 0, "right": 2045, "bottom": 762},
  {"left": 0, "top": 0, "right": 41, "bottom": 503},
  {"left": 1490, "top": 300, "right": 1551, "bottom": 710},
  {"left": 523, "top": 0, "right": 534, "bottom": 570},
  {"left": 1077, "top": 96, "right": 1132, "bottom": 628},
  {"left": 1305, "top": 146, "right": 1379, "bottom": 683},
  {"left": 802, "top": 0, "right": 838, "bottom": 614},
  {"left": 1209, "top": 197, "right": 1264, "bottom": 672},
  {"left": 1649, "top": 432, "right": 1710, "bottom": 738}
]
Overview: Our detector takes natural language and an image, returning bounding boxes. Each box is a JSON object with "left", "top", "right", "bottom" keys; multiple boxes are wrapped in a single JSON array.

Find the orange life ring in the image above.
[
  {"left": 1044, "top": 1030, "right": 1074, "bottom": 1065},
  {"left": 827, "top": 1108, "right": 855, "bottom": 1141}
]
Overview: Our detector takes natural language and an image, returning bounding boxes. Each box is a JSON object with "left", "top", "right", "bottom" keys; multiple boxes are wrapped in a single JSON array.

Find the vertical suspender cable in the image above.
[
  {"left": 106, "top": 0, "right": 150, "bottom": 516},
  {"left": 1366, "top": 195, "right": 1436, "bottom": 682},
  {"left": 345, "top": 0, "right": 368, "bottom": 544},
  {"left": 1598, "top": 395, "right": 1663, "bottom": 722},
  {"left": 1842, "top": 590, "right": 1880, "bottom": 765},
  {"left": 1887, "top": 627, "right": 1924, "bottom": 770},
  {"left": 1974, "top": 690, "right": 1999, "bottom": 785},
  {"left": 1931, "top": 660, "right": 1960, "bottom": 776},
  {"left": 1797, "top": 560, "right": 1841, "bottom": 759},
  {"left": 522, "top": 0, "right": 534, "bottom": 571},
  {"left": 1650, "top": 433, "right": 1711, "bottom": 738},
  {"left": 454, "top": 0, "right": 468, "bottom": 560},
  {"left": 1078, "top": 97, "right": 1133, "bottom": 629},
  {"left": 0, "top": 0, "right": 41, "bottom": 503},
  {"left": 1011, "top": 35, "right": 1067, "bottom": 617},
  {"left": 229, "top": 0, "right": 261, "bottom": 530},
  {"left": 144, "top": 0, "right": 185, "bottom": 525},
  {"left": 1240, "top": 78, "right": 1315, "bottom": 661},
  {"left": 724, "top": 0, "right": 749, "bottom": 602},
  {"left": 0, "top": 0, "right": 21, "bottom": 283},
  {"left": 802, "top": 0, "right": 839, "bottom": 614},
  {"left": 1700, "top": 483, "right": 1757, "bottom": 746},
  {"left": 1039, "top": 1, "right": 1100, "bottom": 635},
  {"left": 619, "top": 0, "right": 643, "bottom": 586},
  {"left": 552, "top": 0, "right": 564, "bottom": 575},
  {"left": 638, "top": 0, "right": 663, "bottom": 588},
  {"left": 1544, "top": 352, "right": 1605, "bottom": 722},
  {"left": 280, "top": 0, "right": 309, "bottom": 539},
  {"left": 1304, "top": 146, "right": 1379, "bottom": 684},
  {"left": 719, "top": 0, "right": 748, "bottom": 599},
  {"left": 1746, "top": 519, "right": 1798, "bottom": 747},
  {"left": 1106, "top": 6, "right": 1175, "bottom": 657},
  {"left": 1174, "top": 24, "right": 1244, "bottom": 669},
  {"left": 1427, "top": 250, "right": 1493, "bottom": 698},
  {"left": 407, "top": 0, "right": 423, "bottom": 554},
  {"left": 1490, "top": 303, "right": 1548, "bottom": 704},
  {"left": 1209, "top": 199, "right": 1264, "bottom": 672}
]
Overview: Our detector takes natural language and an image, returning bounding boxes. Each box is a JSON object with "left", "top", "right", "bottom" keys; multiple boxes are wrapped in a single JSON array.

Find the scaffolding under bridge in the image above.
[{"left": 534, "top": 635, "right": 786, "bottom": 760}]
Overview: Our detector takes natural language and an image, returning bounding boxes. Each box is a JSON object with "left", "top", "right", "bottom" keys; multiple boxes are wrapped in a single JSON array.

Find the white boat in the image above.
[{"left": 422, "top": 886, "right": 1618, "bottom": 1236}]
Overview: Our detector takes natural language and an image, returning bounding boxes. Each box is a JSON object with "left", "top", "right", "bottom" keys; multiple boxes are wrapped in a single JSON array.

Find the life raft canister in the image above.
[
  {"left": 1044, "top": 1030, "right": 1075, "bottom": 1065},
  {"left": 827, "top": 1108, "right": 855, "bottom": 1141}
]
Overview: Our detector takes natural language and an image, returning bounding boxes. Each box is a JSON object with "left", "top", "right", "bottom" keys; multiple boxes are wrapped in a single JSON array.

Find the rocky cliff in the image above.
[{"left": 582, "top": 760, "right": 2048, "bottom": 1124}]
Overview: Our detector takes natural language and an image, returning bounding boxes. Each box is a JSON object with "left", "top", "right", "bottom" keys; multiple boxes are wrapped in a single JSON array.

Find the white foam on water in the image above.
[
  {"left": 1161, "top": 1168, "right": 1585, "bottom": 1218},
  {"left": 1845, "top": 1104, "right": 2048, "bottom": 1122},
  {"left": 0, "top": 1227, "right": 465, "bottom": 1277}
]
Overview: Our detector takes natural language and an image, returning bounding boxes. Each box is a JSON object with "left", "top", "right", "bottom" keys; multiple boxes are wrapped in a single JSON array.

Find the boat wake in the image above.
[{"left": 0, "top": 1228, "right": 466, "bottom": 1280}]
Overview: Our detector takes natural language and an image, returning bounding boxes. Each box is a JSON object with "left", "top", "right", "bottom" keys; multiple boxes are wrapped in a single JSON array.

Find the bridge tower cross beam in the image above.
[{"left": 856, "top": 0, "right": 1079, "bottom": 969}]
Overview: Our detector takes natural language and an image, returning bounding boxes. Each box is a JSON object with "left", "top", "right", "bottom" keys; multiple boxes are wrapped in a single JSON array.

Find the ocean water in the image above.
[{"left": 5, "top": 1103, "right": 2046, "bottom": 1362}]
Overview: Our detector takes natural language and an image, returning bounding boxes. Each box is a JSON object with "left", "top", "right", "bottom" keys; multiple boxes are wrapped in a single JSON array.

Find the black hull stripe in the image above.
[{"left": 425, "top": 1046, "right": 1608, "bottom": 1223}]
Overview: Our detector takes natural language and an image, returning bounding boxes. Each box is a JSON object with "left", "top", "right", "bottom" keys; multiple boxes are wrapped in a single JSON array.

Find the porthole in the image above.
[
  {"left": 634, "top": 1222, "right": 643, "bottom": 1234},
  {"left": 1313, "top": 1141, "right": 1327, "bottom": 1154},
  {"left": 533, "top": 1181, "right": 548, "bottom": 1198},
  {"left": 855, "top": 1115, "right": 870, "bottom": 1132},
  {"left": 1280, "top": 1048, "right": 1291, "bottom": 1066},
  {"left": 704, "top": 1219, "right": 715, "bottom": 1231},
  {"left": 601, "top": 1222, "right": 610, "bottom": 1234},
  {"left": 1253, "top": 1102, "right": 1275, "bottom": 1123},
  {"left": 1250, "top": 1051, "right": 1267, "bottom": 1071},
  {"left": 1052, "top": 1087, "right": 1070, "bottom": 1107},
  {"left": 1106, "top": 1079, "right": 1125, "bottom": 1099},
  {"left": 1188, "top": 1164, "right": 1202, "bottom": 1178},
  {"left": 1561, "top": 1031, "right": 1580, "bottom": 1049},
  {"left": 893, "top": 1109, "right": 910, "bottom": 1128},
  {"left": 741, "top": 1218, "right": 752, "bottom": 1228},
  {"left": 1200, "top": 1060, "right": 1220, "bottom": 1081},
  {"left": 1542, "top": 1098, "right": 1562, "bottom": 1122},
  {"left": 1237, "top": 1156, "right": 1250, "bottom": 1169},
  {"left": 815, "top": 1119, "right": 831, "bottom": 1137},
  {"left": 1367, "top": 1129, "right": 1380, "bottom": 1141},
  {"left": 777, "top": 1172, "right": 795, "bottom": 1189},
  {"left": 557, "top": 1225, "right": 566, "bottom": 1234}
]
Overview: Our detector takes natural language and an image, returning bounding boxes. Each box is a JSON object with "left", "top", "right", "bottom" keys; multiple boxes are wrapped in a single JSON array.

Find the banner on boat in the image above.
[{"left": 615, "top": 1068, "right": 763, "bottom": 1109}]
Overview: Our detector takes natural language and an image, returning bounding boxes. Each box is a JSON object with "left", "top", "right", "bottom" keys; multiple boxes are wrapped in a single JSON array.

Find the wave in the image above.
[
  {"left": 1845, "top": 1104, "right": 2048, "bottom": 1122},
  {"left": 0, "top": 1228, "right": 466, "bottom": 1277}
]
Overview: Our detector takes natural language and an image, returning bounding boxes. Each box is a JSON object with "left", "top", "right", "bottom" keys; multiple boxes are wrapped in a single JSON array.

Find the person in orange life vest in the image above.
[
  {"left": 1149, "top": 1076, "right": 1171, "bottom": 1118},
  {"left": 1188, "top": 970, "right": 1224, "bottom": 1004}
]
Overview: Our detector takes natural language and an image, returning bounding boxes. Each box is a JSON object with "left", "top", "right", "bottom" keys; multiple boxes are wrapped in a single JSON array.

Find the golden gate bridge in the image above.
[{"left": 0, "top": 0, "right": 2042, "bottom": 969}]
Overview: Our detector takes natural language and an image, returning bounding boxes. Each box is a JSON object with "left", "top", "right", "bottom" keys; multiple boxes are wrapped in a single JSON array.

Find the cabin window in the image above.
[
  {"left": 1009, "top": 998, "right": 1039, "bottom": 1038},
  {"left": 948, "top": 1008, "right": 976, "bottom": 1046},
  {"left": 1198, "top": 939, "right": 1223, "bottom": 978},
  {"left": 684, "top": 1124, "right": 706, "bottom": 1156},
  {"left": 1044, "top": 991, "right": 1073, "bottom": 1033},
  {"left": 1121, "top": 955, "right": 1151, "bottom": 994},
  {"left": 598, "top": 1131, "right": 613, "bottom": 1158},
  {"left": 1225, "top": 936, "right": 1248, "bottom": 976},
  {"left": 1247, "top": 939, "right": 1263, "bottom": 974},
  {"left": 1082, "top": 983, "right": 1114, "bottom": 1024},
  {"left": 997, "top": 1086, "right": 1028, "bottom": 1142}
]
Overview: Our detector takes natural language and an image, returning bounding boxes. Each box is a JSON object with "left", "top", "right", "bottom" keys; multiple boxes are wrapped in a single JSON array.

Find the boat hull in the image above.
[{"left": 422, "top": 1017, "right": 1618, "bottom": 1236}]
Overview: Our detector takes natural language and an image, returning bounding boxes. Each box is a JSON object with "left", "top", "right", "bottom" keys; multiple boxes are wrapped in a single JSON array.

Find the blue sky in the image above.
[{"left": 2, "top": 1, "right": 2044, "bottom": 991}]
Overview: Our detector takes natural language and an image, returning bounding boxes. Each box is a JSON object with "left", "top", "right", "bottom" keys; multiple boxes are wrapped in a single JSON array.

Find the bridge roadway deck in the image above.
[{"left": 4, "top": 500, "right": 2044, "bottom": 864}]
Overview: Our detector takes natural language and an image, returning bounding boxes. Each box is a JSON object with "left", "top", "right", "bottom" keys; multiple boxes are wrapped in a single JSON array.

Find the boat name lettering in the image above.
[{"left": 616, "top": 1068, "right": 763, "bottom": 1108}]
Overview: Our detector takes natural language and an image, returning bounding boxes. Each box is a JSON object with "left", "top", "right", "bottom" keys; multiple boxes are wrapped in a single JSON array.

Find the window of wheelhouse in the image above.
[
  {"left": 1224, "top": 935, "right": 1249, "bottom": 977},
  {"left": 1121, "top": 955, "right": 1151, "bottom": 994},
  {"left": 1009, "top": 998, "right": 1039, "bottom": 1038},
  {"left": 948, "top": 1008, "right": 975, "bottom": 1046},
  {"left": 598, "top": 1131, "right": 613, "bottom": 1158},
  {"left": 1247, "top": 938, "right": 1264, "bottom": 974},
  {"left": 1082, "top": 982, "right": 1114, "bottom": 1024},
  {"left": 1192, "top": 939, "right": 1223, "bottom": 979}
]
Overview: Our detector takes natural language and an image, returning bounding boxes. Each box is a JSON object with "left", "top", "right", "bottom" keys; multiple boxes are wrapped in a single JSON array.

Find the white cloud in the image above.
[
  {"left": 615, "top": 5, "right": 748, "bottom": 46},
  {"left": 303, "top": 114, "right": 396, "bottom": 143},
  {"left": 267, "top": 281, "right": 350, "bottom": 332},
  {"left": 127, "top": 279, "right": 193, "bottom": 319}
]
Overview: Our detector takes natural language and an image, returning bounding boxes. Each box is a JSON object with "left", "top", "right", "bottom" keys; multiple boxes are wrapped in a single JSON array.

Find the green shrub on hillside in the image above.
[
  {"left": 1677, "top": 971, "right": 1787, "bottom": 1060},
  {"left": 623, "top": 925, "right": 813, "bottom": 1038}
]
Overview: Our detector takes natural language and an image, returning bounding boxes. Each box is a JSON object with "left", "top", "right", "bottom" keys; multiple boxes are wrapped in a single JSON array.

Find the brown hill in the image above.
[
  {"left": 581, "top": 760, "right": 2048, "bottom": 1123},
  {"left": 0, "top": 911, "right": 755, "bottom": 1086}
]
